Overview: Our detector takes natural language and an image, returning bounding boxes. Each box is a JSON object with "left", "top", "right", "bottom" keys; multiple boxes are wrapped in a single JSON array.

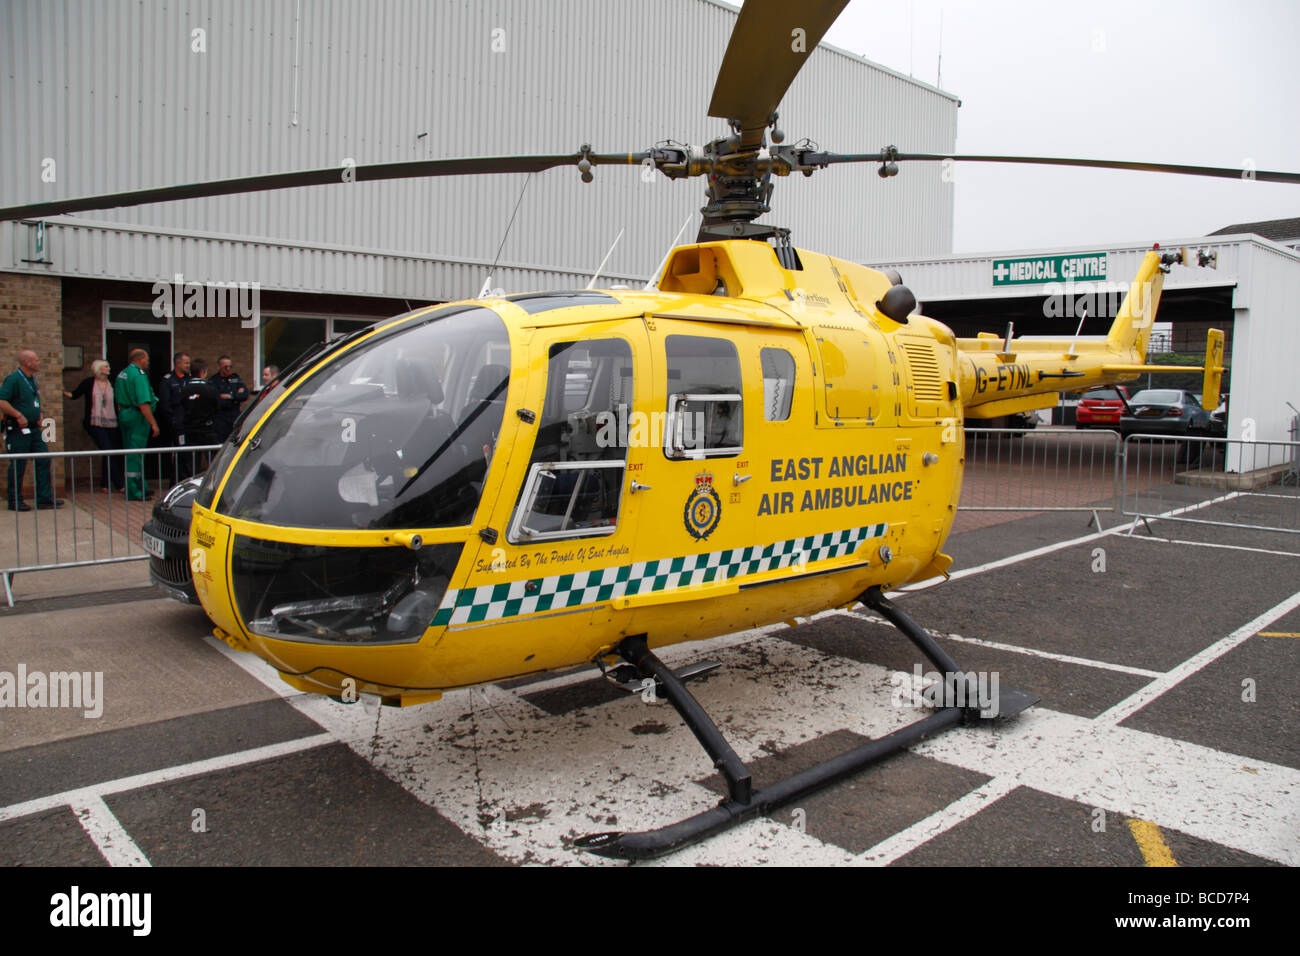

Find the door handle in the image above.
[{"left": 630, "top": 480, "right": 652, "bottom": 494}]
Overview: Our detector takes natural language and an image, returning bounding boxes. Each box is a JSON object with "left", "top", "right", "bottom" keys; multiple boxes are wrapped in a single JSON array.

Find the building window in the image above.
[
  {"left": 105, "top": 304, "right": 169, "bottom": 328},
  {"left": 102, "top": 302, "right": 174, "bottom": 389},
  {"left": 258, "top": 314, "right": 379, "bottom": 378}
]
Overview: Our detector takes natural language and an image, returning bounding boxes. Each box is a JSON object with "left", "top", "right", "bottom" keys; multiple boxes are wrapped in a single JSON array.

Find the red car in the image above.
[{"left": 1075, "top": 385, "right": 1131, "bottom": 429}]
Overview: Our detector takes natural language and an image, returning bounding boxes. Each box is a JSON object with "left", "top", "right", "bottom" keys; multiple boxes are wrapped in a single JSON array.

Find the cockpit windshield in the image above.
[{"left": 213, "top": 307, "right": 510, "bottom": 530}]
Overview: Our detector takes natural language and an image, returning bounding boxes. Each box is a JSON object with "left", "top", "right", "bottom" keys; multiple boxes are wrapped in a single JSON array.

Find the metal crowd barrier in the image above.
[
  {"left": 1120, "top": 433, "right": 1300, "bottom": 540},
  {"left": 6, "top": 430, "right": 1298, "bottom": 604},
  {"left": 960, "top": 427, "right": 1123, "bottom": 514},
  {"left": 0, "top": 444, "right": 220, "bottom": 605}
]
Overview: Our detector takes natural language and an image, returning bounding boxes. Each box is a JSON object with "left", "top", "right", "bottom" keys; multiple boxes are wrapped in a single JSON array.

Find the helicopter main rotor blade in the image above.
[
  {"left": 0, "top": 151, "right": 652, "bottom": 222},
  {"left": 816, "top": 150, "right": 1300, "bottom": 184},
  {"left": 708, "top": 0, "right": 850, "bottom": 149}
]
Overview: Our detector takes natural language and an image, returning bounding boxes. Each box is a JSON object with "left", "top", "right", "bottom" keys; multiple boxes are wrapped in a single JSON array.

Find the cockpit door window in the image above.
[
  {"left": 507, "top": 338, "right": 633, "bottom": 544},
  {"left": 663, "top": 334, "right": 743, "bottom": 459}
]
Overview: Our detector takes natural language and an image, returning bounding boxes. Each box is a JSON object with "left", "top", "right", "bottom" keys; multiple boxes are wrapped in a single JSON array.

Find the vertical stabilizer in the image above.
[{"left": 1105, "top": 248, "right": 1165, "bottom": 358}]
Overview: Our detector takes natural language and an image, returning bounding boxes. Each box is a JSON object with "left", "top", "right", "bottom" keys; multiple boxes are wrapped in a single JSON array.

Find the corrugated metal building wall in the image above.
[{"left": 2, "top": 0, "right": 957, "bottom": 300}]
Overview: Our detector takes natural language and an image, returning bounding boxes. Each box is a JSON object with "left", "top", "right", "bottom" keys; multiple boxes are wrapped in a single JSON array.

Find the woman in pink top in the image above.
[{"left": 65, "top": 359, "right": 125, "bottom": 491}]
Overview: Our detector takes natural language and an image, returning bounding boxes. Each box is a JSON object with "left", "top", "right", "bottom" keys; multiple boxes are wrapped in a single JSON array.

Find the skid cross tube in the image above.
[{"left": 577, "top": 600, "right": 1038, "bottom": 861}]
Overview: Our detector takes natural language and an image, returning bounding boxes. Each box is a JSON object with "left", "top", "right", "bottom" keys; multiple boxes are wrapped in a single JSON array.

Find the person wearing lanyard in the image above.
[{"left": 0, "top": 349, "right": 65, "bottom": 511}]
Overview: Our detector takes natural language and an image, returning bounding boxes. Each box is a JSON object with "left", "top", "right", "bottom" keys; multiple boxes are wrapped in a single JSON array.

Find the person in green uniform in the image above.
[
  {"left": 113, "top": 349, "right": 160, "bottom": 501},
  {"left": 1, "top": 349, "right": 65, "bottom": 512}
]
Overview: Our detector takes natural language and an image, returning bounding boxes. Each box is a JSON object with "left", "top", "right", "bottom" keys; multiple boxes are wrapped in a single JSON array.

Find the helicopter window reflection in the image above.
[
  {"left": 213, "top": 307, "right": 510, "bottom": 530},
  {"left": 508, "top": 339, "right": 631, "bottom": 543},
  {"left": 664, "top": 335, "right": 743, "bottom": 459},
  {"left": 760, "top": 348, "right": 796, "bottom": 422}
]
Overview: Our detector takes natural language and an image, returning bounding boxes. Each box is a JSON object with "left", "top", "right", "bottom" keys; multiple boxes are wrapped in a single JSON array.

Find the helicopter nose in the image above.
[{"left": 227, "top": 536, "right": 463, "bottom": 645}]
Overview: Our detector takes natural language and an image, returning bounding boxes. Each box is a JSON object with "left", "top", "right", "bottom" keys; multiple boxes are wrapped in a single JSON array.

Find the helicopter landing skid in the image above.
[{"left": 574, "top": 587, "right": 1038, "bottom": 861}]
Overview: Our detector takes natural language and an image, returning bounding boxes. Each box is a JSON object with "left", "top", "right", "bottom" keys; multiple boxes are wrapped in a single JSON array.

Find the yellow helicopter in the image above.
[{"left": 4, "top": 0, "right": 1288, "bottom": 859}]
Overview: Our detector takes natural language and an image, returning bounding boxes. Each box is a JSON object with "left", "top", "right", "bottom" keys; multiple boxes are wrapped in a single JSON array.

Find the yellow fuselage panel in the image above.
[{"left": 191, "top": 241, "right": 965, "bottom": 698}]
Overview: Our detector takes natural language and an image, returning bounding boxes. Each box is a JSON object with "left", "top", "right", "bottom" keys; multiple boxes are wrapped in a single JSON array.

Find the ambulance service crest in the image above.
[{"left": 684, "top": 470, "right": 722, "bottom": 541}]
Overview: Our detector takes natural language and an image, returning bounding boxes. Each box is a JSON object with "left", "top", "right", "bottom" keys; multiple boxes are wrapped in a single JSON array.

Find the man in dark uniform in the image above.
[
  {"left": 156, "top": 352, "right": 190, "bottom": 444},
  {"left": 208, "top": 354, "right": 249, "bottom": 442},
  {"left": 181, "top": 359, "right": 221, "bottom": 471},
  {"left": 0, "top": 349, "right": 65, "bottom": 511},
  {"left": 155, "top": 351, "right": 190, "bottom": 479}
]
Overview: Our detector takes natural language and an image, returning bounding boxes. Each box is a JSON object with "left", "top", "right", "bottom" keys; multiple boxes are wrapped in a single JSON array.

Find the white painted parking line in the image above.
[
  {"left": 898, "top": 491, "right": 1245, "bottom": 594},
  {"left": 922, "top": 632, "right": 1163, "bottom": 679},
  {"left": 1123, "top": 534, "right": 1300, "bottom": 559},
  {"left": 857, "top": 589, "right": 1300, "bottom": 867},
  {"left": 857, "top": 776, "right": 1021, "bottom": 866},
  {"left": 1124, "top": 491, "right": 1242, "bottom": 530},
  {"left": 848, "top": 610, "right": 1164, "bottom": 678},
  {"left": 898, "top": 526, "right": 1117, "bottom": 593},
  {"left": 71, "top": 795, "right": 151, "bottom": 867},
  {"left": 0, "top": 734, "right": 334, "bottom": 823},
  {"left": 913, "top": 708, "right": 1300, "bottom": 866},
  {"left": 1095, "top": 586, "right": 1300, "bottom": 728}
]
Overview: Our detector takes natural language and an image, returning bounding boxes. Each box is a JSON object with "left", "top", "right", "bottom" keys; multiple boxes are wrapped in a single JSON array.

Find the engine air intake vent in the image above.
[{"left": 900, "top": 339, "right": 944, "bottom": 404}]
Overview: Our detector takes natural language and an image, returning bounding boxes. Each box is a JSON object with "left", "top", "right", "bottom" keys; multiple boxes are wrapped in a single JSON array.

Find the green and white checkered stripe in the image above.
[{"left": 430, "top": 524, "right": 886, "bottom": 627}]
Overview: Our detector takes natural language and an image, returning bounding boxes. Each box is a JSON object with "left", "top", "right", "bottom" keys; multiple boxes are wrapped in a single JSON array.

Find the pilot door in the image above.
[{"left": 449, "top": 317, "right": 653, "bottom": 672}]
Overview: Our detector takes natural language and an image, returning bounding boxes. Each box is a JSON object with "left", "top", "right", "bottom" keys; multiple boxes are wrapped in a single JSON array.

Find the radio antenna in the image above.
[
  {"left": 586, "top": 227, "right": 625, "bottom": 289},
  {"left": 478, "top": 172, "right": 535, "bottom": 298},
  {"left": 1066, "top": 303, "right": 1088, "bottom": 358}
]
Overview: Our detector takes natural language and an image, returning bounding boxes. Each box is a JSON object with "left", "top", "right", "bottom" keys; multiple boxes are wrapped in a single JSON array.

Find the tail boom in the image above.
[{"left": 956, "top": 247, "right": 1222, "bottom": 413}]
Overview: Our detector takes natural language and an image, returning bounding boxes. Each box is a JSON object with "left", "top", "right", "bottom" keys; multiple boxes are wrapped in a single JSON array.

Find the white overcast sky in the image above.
[{"left": 817, "top": 0, "right": 1300, "bottom": 253}]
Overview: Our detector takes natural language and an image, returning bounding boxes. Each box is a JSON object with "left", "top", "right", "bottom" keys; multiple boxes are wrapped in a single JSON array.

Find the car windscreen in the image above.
[{"left": 1129, "top": 389, "right": 1182, "bottom": 405}]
